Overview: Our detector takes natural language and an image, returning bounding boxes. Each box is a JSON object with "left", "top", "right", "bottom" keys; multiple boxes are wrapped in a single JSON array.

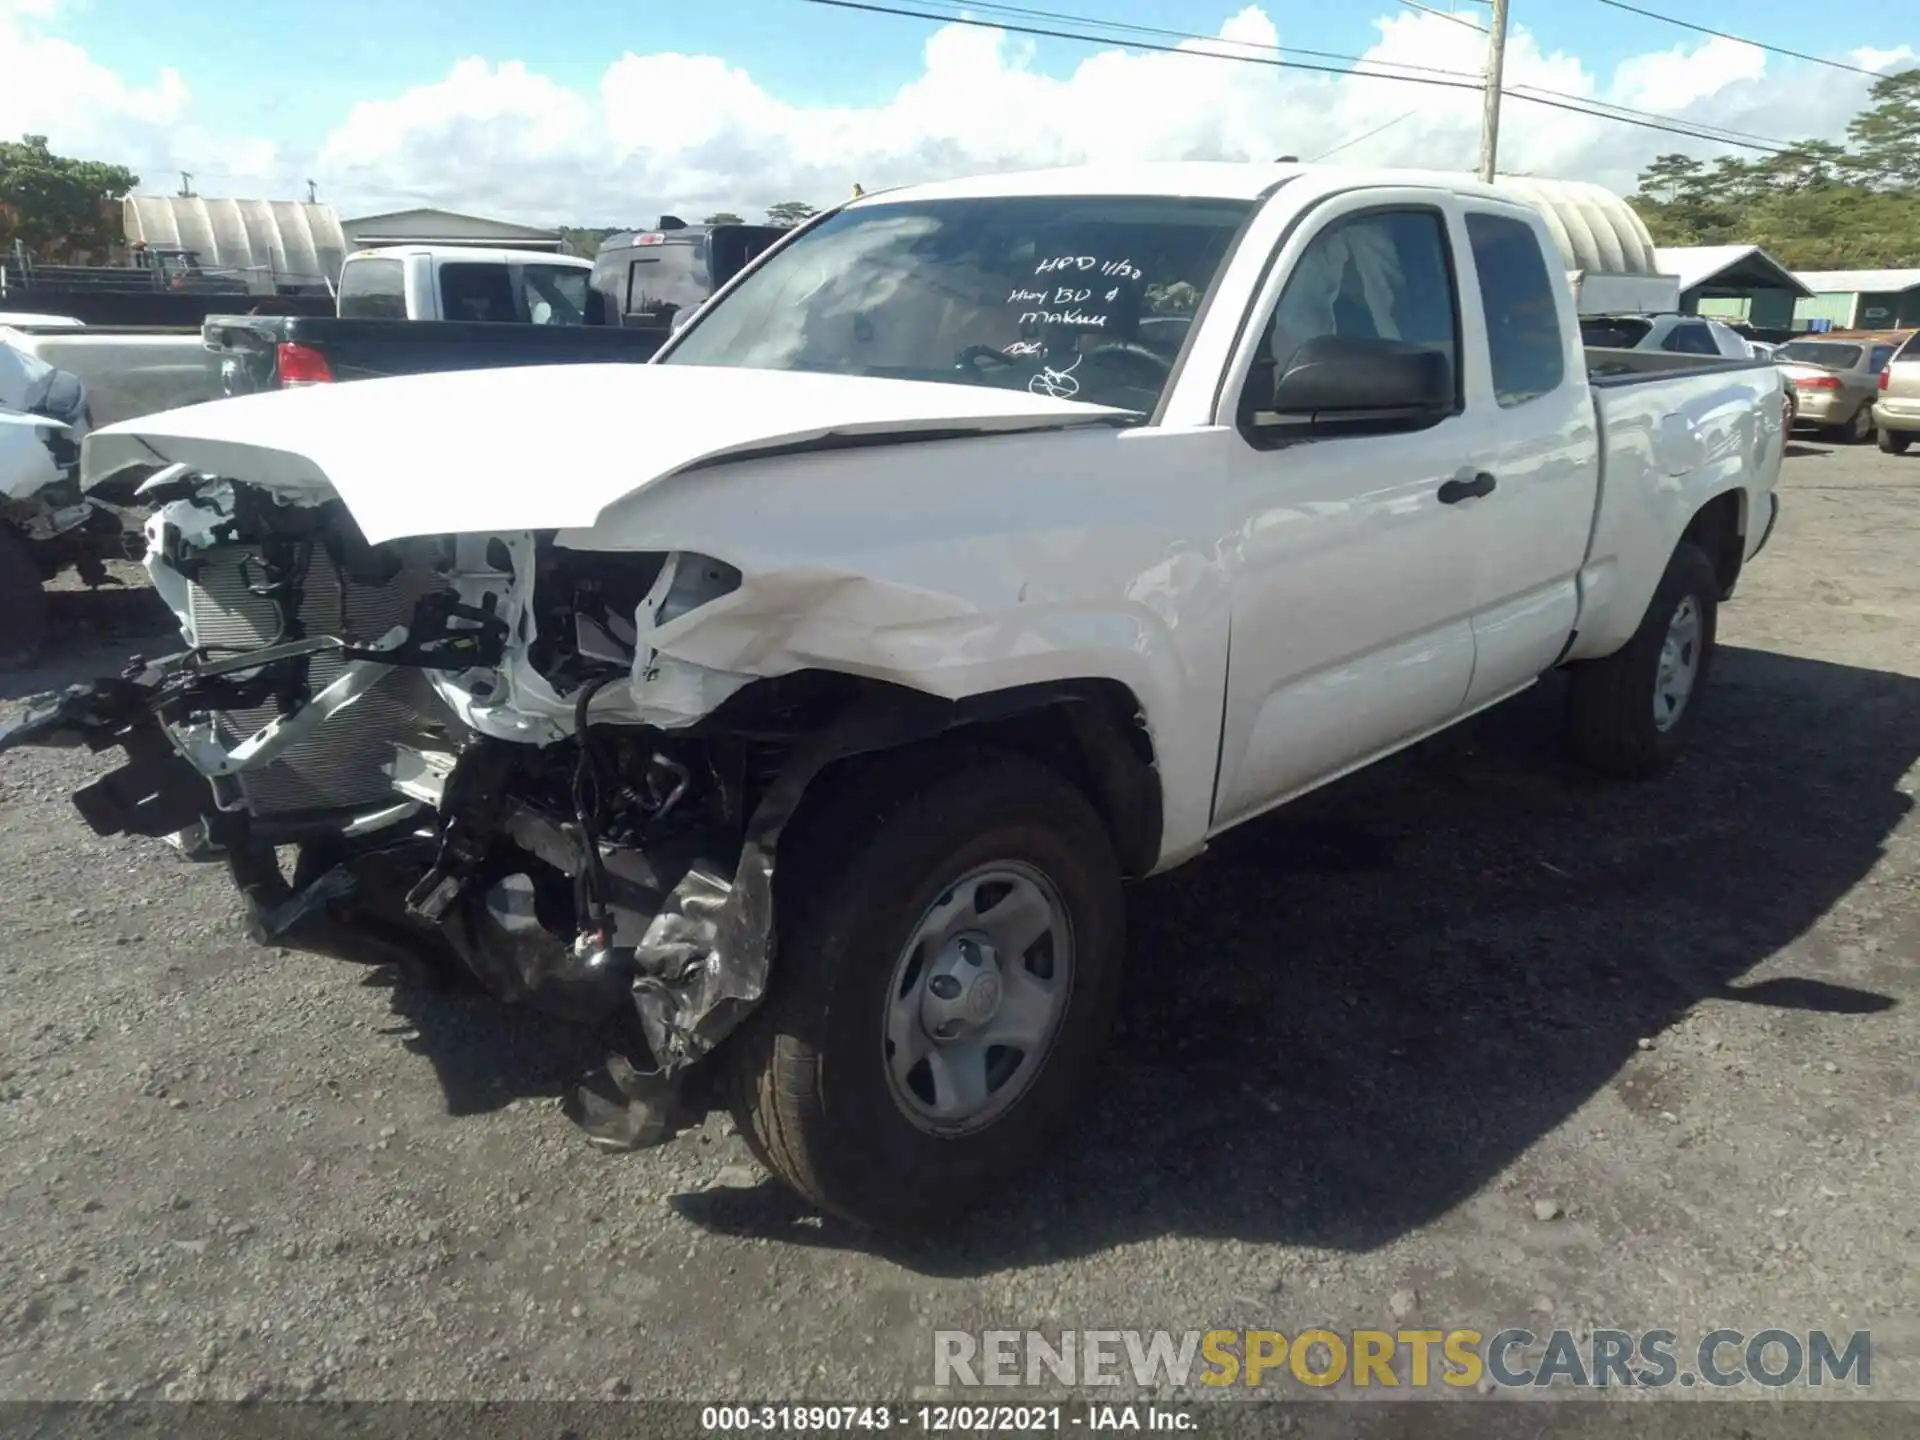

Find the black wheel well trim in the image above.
[
  {"left": 620, "top": 668, "right": 1162, "bottom": 1074},
  {"left": 1681, "top": 488, "right": 1746, "bottom": 596},
  {"left": 699, "top": 669, "right": 1164, "bottom": 879}
]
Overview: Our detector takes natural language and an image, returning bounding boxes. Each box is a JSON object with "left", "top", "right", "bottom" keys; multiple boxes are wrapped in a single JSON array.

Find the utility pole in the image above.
[
  {"left": 1477, "top": 0, "right": 1510, "bottom": 183},
  {"left": 306, "top": 179, "right": 318, "bottom": 204},
  {"left": 178, "top": 172, "right": 194, "bottom": 198}
]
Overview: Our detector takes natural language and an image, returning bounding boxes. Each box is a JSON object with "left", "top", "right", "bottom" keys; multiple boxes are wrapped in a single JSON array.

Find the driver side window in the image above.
[{"left": 1240, "top": 208, "right": 1460, "bottom": 422}]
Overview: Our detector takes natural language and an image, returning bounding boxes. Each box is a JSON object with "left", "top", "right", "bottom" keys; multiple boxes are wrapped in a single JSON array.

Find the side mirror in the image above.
[
  {"left": 583, "top": 289, "right": 611, "bottom": 327},
  {"left": 1255, "top": 333, "right": 1455, "bottom": 439}
]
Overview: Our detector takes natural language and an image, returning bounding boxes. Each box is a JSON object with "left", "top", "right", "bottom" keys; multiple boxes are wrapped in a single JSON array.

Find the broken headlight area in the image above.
[
  {"left": 0, "top": 469, "right": 799, "bottom": 1152},
  {"left": 200, "top": 685, "right": 828, "bottom": 1155}
]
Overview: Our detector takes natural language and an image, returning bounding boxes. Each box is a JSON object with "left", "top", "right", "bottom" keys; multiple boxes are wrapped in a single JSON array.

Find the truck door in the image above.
[
  {"left": 1210, "top": 193, "right": 1481, "bottom": 831},
  {"left": 1452, "top": 203, "right": 1596, "bottom": 707}
]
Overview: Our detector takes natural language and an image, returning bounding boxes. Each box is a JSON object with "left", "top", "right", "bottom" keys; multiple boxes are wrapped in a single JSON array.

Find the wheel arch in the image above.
[
  {"left": 702, "top": 670, "right": 1165, "bottom": 879},
  {"left": 1682, "top": 487, "right": 1747, "bottom": 600}
]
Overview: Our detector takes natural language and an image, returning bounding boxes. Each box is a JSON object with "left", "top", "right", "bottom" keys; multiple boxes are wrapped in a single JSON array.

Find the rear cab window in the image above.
[
  {"left": 337, "top": 257, "right": 407, "bottom": 319},
  {"left": 1464, "top": 211, "right": 1566, "bottom": 407},
  {"left": 1662, "top": 323, "right": 1718, "bottom": 356},
  {"left": 1580, "top": 317, "right": 1652, "bottom": 350},
  {"left": 625, "top": 241, "right": 711, "bottom": 328},
  {"left": 438, "top": 263, "right": 520, "bottom": 323}
]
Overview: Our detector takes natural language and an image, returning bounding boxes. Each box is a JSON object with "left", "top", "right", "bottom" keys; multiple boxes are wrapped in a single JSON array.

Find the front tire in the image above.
[
  {"left": 1881, "top": 428, "right": 1913, "bottom": 455},
  {"left": 726, "top": 745, "right": 1125, "bottom": 1231},
  {"left": 1566, "top": 542, "right": 1719, "bottom": 779},
  {"left": 0, "top": 527, "right": 50, "bottom": 665}
]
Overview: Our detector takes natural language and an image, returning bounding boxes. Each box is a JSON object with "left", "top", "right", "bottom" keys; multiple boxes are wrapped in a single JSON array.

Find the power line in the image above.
[
  {"left": 1396, "top": 1, "right": 1487, "bottom": 35},
  {"left": 1310, "top": 110, "right": 1425, "bottom": 161},
  {"left": 1506, "top": 83, "right": 1790, "bottom": 149},
  {"left": 959, "top": 0, "right": 1490, "bottom": 84},
  {"left": 800, "top": 0, "right": 1799, "bottom": 153},
  {"left": 957, "top": 0, "right": 1795, "bottom": 150},
  {"left": 1591, "top": 0, "right": 1885, "bottom": 78}
]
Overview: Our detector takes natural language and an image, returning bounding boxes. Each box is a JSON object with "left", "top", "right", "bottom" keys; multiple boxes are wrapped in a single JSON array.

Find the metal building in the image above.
[
  {"left": 123, "top": 196, "right": 347, "bottom": 292},
  {"left": 1487, "top": 177, "right": 1678, "bottom": 313},
  {"left": 1791, "top": 270, "right": 1920, "bottom": 331},
  {"left": 341, "top": 208, "right": 566, "bottom": 254},
  {"left": 1653, "top": 245, "right": 1811, "bottom": 329}
]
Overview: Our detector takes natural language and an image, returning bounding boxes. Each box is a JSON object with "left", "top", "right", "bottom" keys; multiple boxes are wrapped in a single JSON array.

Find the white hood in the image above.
[{"left": 81, "top": 362, "right": 1131, "bottom": 545}]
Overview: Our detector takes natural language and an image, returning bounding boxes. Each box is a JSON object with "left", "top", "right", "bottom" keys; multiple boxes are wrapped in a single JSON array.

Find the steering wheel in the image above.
[
  {"left": 1082, "top": 341, "right": 1174, "bottom": 380},
  {"left": 957, "top": 344, "right": 1023, "bottom": 376}
]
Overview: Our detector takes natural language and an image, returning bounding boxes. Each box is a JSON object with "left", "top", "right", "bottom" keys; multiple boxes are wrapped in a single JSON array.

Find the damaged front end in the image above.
[{"left": 0, "top": 469, "right": 891, "bottom": 1148}]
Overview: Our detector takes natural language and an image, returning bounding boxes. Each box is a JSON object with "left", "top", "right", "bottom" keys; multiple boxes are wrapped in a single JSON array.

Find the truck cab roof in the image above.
[
  {"left": 342, "top": 246, "right": 589, "bottom": 269},
  {"left": 850, "top": 161, "right": 1556, "bottom": 206}
]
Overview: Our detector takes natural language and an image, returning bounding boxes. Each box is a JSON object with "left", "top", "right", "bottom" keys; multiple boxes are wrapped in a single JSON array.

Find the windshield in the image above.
[
  {"left": 1778, "top": 341, "right": 1862, "bottom": 369},
  {"left": 661, "top": 195, "right": 1255, "bottom": 413}
]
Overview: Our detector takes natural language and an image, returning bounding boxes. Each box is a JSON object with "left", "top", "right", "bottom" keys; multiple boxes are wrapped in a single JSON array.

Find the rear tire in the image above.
[
  {"left": 1566, "top": 542, "right": 1719, "bottom": 779},
  {"left": 0, "top": 527, "right": 50, "bottom": 665},
  {"left": 1881, "top": 428, "right": 1913, "bottom": 455},
  {"left": 1828, "top": 405, "right": 1873, "bottom": 445},
  {"left": 725, "top": 744, "right": 1125, "bottom": 1231}
]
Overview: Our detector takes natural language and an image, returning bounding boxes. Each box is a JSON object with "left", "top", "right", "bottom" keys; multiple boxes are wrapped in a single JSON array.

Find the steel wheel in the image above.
[
  {"left": 1653, "top": 594, "right": 1702, "bottom": 732},
  {"left": 883, "top": 861, "right": 1074, "bottom": 1135},
  {"left": 1848, "top": 405, "right": 1873, "bottom": 443}
]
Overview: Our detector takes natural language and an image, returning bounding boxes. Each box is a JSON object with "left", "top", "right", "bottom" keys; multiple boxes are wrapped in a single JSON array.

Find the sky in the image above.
[{"left": 1, "top": 0, "right": 1914, "bottom": 226}]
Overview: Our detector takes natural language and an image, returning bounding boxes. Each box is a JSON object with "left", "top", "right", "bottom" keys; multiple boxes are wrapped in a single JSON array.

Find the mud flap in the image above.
[{"left": 564, "top": 1052, "right": 689, "bottom": 1152}]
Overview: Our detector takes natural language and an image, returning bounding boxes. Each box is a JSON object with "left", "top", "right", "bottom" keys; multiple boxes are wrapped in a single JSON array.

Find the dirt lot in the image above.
[{"left": 1, "top": 437, "right": 1917, "bottom": 1408}]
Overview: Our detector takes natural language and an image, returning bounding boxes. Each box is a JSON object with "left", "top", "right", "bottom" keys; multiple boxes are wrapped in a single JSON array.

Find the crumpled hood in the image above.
[{"left": 81, "top": 362, "right": 1132, "bottom": 545}]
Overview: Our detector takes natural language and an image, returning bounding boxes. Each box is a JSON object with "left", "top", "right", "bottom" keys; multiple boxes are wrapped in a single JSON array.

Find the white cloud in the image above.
[
  {"left": 3, "top": 0, "right": 1914, "bottom": 226},
  {"left": 0, "top": 0, "right": 280, "bottom": 192}
]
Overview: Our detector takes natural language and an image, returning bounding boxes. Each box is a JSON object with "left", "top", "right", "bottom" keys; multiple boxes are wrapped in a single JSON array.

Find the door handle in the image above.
[{"left": 1438, "top": 471, "right": 1497, "bottom": 505}]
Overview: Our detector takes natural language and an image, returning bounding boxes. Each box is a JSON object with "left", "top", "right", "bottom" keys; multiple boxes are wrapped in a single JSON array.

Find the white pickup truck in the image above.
[
  {"left": 330, "top": 245, "right": 594, "bottom": 324},
  {"left": 4, "top": 163, "right": 1786, "bottom": 1229}
]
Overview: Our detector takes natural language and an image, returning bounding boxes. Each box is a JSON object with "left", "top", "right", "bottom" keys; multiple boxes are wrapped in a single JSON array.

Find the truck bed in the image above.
[
  {"left": 4, "top": 325, "right": 212, "bottom": 428},
  {"left": 1584, "top": 345, "right": 1775, "bottom": 385},
  {"left": 1572, "top": 346, "right": 1785, "bottom": 662},
  {"left": 204, "top": 315, "right": 667, "bottom": 397}
]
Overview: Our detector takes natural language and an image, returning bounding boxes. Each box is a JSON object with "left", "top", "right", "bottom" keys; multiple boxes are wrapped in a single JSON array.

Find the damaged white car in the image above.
[
  {"left": 2, "top": 164, "right": 1785, "bottom": 1228},
  {"left": 2, "top": 342, "right": 130, "bottom": 660}
]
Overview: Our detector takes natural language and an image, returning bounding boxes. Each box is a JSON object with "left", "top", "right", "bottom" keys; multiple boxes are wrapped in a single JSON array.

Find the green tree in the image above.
[
  {"left": 0, "top": 135, "right": 138, "bottom": 260},
  {"left": 1844, "top": 68, "right": 1920, "bottom": 190},
  {"left": 1627, "top": 70, "right": 1920, "bottom": 269},
  {"left": 1639, "top": 153, "right": 1705, "bottom": 204},
  {"left": 1757, "top": 140, "right": 1849, "bottom": 193},
  {"left": 556, "top": 225, "right": 625, "bottom": 259},
  {"left": 703, "top": 211, "right": 746, "bottom": 225},
  {"left": 765, "top": 200, "right": 818, "bottom": 228}
]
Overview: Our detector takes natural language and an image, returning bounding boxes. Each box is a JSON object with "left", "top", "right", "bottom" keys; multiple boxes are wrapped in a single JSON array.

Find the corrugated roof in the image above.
[
  {"left": 1794, "top": 268, "right": 1920, "bottom": 295},
  {"left": 124, "top": 197, "right": 346, "bottom": 287},
  {"left": 344, "top": 207, "right": 562, "bottom": 240},
  {"left": 1654, "top": 245, "right": 1810, "bottom": 296}
]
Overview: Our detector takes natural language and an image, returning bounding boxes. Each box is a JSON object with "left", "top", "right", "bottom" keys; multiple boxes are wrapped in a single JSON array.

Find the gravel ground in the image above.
[{"left": 1, "top": 438, "right": 1917, "bottom": 1409}]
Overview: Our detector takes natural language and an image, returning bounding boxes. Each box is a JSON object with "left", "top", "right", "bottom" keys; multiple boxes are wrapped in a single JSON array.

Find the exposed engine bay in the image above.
[{"left": 0, "top": 469, "right": 983, "bottom": 1146}]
